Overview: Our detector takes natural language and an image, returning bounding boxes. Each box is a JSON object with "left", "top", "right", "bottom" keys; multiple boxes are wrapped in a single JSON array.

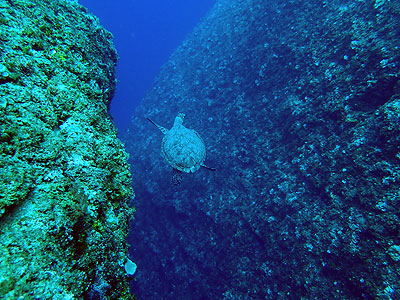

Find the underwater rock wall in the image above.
[
  {"left": 125, "top": 0, "right": 400, "bottom": 299},
  {"left": 0, "top": 0, "right": 135, "bottom": 299}
]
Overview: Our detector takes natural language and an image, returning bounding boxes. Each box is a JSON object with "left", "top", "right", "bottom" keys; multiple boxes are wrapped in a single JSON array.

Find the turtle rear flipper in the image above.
[{"left": 172, "top": 169, "right": 183, "bottom": 186}]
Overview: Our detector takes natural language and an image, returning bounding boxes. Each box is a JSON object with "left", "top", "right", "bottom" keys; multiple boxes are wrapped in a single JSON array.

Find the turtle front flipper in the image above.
[
  {"left": 172, "top": 168, "right": 183, "bottom": 185},
  {"left": 201, "top": 164, "right": 216, "bottom": 171},
  {"left": 146, "top": 117, "right": 168, "bottom": 134}
]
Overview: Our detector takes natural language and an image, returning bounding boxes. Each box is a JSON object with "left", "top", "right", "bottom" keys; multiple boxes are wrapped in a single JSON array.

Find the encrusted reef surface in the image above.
[
  {"left": 0, "top": 0, "right": 135, "bottom": 299},
  {"left": 125, "top": 0, "right": 400, "bottom": 299}
]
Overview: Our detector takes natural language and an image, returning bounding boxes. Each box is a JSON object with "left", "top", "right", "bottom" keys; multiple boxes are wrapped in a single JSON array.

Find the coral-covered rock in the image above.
[{"left": 0, "top": 0, "right": 135, "bottom": 299}]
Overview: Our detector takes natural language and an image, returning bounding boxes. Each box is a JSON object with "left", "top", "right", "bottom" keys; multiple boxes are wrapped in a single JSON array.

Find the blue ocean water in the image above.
[{"left": 78, "top": 0, "right": 215, "bottom": 132}]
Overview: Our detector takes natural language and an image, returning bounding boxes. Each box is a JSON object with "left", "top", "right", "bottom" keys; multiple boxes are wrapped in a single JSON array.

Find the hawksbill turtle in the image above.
[{"left": 146, "top": 113, "right": 216, "bottom": 185}]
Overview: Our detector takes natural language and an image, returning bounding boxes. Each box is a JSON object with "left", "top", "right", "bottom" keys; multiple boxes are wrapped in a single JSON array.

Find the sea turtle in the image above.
[{"left": 146, "top": 113, "right": 216, "bottom": 185}]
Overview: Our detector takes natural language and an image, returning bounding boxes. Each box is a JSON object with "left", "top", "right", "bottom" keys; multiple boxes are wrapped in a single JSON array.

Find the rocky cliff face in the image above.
[
  {"left": 125, "top": 0, "right": 400, "bottom": 299},
  {"left": 0, "top": 0, "right": 135, "bottom": 299}
]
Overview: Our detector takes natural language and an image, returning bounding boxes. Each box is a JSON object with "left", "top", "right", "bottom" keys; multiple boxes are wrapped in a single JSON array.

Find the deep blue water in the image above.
[{"left": 78, "top": 0, "right": 215, "bottom": 132}]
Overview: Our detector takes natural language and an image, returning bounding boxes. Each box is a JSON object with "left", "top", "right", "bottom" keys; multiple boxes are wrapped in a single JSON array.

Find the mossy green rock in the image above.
[{"left": 0, "top": 0, "right": 135, "bottom": 299}]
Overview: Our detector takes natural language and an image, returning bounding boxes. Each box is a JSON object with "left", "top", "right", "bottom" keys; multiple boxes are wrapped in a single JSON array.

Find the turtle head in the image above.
[{"left": 173, "top": 113, "right": 185, "bottom": 126}]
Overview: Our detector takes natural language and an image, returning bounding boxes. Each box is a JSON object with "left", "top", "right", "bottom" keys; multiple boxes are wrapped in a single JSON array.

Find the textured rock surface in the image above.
[
  {"left": 0, "top": 0, "right": 135, "bottom": 299},
  {"left": 125, "top": 0, "right": 400, "bottom": 299}
]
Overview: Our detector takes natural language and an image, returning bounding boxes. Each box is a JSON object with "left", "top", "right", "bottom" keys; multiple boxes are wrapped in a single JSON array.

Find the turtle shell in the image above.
[{"left": 161, "top": 124, "right": 206, "bottom": 173}]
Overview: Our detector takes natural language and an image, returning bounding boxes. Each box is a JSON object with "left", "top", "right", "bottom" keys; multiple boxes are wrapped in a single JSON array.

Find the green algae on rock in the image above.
[{"left": 0, "top": 0, "right": 136, "bottom": 299}]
